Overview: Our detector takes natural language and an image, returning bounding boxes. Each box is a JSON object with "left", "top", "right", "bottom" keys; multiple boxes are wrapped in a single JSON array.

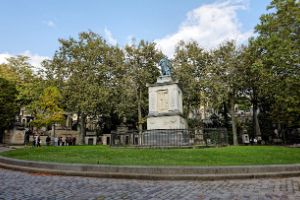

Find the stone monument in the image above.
[
  {"left": 147, "top": 58, "right": 187, "bottom": 129},
  {"left": 144, "top": 58, "right": 188, "bottom": 146}
]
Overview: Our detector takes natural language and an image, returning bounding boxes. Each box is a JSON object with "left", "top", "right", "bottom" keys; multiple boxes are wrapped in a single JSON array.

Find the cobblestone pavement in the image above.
[{"left": 1, "top": 168, "right": 300, "bottom": 199}]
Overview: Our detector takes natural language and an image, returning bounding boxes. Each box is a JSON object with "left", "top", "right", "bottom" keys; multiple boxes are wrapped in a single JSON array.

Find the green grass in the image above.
[{"left": 1, "top": 145, "right": 300, "bottom": 166}]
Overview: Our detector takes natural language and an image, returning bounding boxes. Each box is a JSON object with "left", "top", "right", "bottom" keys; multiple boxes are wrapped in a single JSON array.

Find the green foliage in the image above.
[
  {"left": 29, "top": 86, "right": 64, "bottom": 128},
  {"left": 210, "top": 41, "right": 243, "bottom": 145},
  {"left": 0, "top": 56, "right": 43, "bottom": 106},
  {"left": 254, "top": 0, "right": 300, "bottom": 127},
  {"left": 0, "top": 78, "right": 19, "bottom": 131},
  {"left": 2, "top": 146, "right": 300, "bottom": 166},
  {"left": 0, "top": 56, "right": 46, "bottom": 137},
  {"left": 124, "top": 40, "right": 163, "bottom": 131},
  {"left": 45, "top": 31, "right": 127, "bottom": 139},
  {"left": 173, "top": 41, "right": 212, "bottom": 123},
  {"left": 54, "top": 31, "right": 117, "bottom": 115}
]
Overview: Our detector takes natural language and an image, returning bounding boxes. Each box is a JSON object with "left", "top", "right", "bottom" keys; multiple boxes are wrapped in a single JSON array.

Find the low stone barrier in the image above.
[{"left": 1, "top": 156, "right": 300, "bottom": 180}]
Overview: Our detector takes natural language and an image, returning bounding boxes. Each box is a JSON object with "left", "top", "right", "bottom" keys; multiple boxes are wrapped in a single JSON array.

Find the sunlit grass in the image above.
[{"left": 1, "top": 145, "right": 300, "bottom": 166}]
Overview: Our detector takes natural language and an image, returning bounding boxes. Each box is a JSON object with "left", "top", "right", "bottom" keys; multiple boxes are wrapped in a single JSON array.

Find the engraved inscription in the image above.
[{"left": 157, "top": 90, "right": 169, "bottom": 112}]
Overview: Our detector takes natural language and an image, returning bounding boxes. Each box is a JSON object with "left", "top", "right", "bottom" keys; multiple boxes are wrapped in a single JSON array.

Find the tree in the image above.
[
  {"left": 29, "top": 86, "right": 64, "bottom": 129},
  {"left": 0, "top": 56, "right": 43, "bottom": 107},
  {"left": 124, "top": 40, "right": 163, "bottom": 134},
  {"left": 0, "top": 56, "right": 45, "bottom": 137},
  {"left": 210, "top": 41, "right": 242, "bottom": 145},
  {"left": 48, "top": 31, "right": 125, "bottom": 143},
  {"left": 238, "top": 39, "right": 273, "bottom": 139},
  {"left": 0, "top": 78, "right": 18, "bottom": 143},
  {"left": 254, "top": 0, "right": 300, "bottom": 138},
  {"left": 173, "top": 41, "right": 212, "bottom": 128}
]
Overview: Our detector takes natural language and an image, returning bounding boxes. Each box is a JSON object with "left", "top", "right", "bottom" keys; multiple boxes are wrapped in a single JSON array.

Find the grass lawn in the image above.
[{"left": 1, "top": 145, "right": 300, "bottom": 166}]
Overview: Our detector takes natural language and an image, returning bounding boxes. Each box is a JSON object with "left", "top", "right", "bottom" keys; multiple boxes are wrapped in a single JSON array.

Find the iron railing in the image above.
[
  {"left": 110, "top": 128, "right": 228, "bottom": 147},
  {"left": 141, "top": 129, "right": 191, "bottom": 147}
]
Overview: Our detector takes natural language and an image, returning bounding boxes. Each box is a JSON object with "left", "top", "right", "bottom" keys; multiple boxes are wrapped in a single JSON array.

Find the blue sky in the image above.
[{"left": 0, "top": 0, "right": 270, "bottom": 66}]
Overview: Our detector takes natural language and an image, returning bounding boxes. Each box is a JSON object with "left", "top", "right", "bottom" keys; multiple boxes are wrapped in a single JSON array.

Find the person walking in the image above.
[
  {"left": 46, "top": 136, "right": 51, "bottom": 146},
  {"left": 37, "top": 136, "right": 41, "bottom": 147},
  {"left": 34, "top": 135, "right": 39, "bottom": 147},
  {"left": 32, "top": 135, "right": 36, "bottom": 147}
]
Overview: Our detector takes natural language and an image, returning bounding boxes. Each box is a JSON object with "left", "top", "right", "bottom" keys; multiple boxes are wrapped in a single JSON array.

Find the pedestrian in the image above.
[
  {"left": 32, "top": 135, "right": 36, "bottom": 147},
  {"left": 37, "top": 136, "right": 41, "bottom": 147},
  {"left": 46, "top": 136, "right": 51, "bottom": 146},
  {"left": 33, "top": 135, "right": 39, "bottom": 147},
  {"left": 253, "top": 137, "right": 257, "bottom": 145}
]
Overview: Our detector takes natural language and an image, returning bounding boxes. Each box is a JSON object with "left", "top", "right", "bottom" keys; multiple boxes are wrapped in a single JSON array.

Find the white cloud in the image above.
[
  {"left": 155, "top": 0, "right": 252, "bottom": 57},
  {"left": 22, "top": 50, "right": 49, "bottom": 68},
  {"left": 47, "top": 20, "right": 56, "bottom": 28},
  {"left": 43, "top": 20, "right": 56, "bottom": 28},
  {"left": 0, "top": 53, "right": 12, "bottom": 64},
  {"left": 104, "top": 28, "right": 117, "bottom": 45},
  {"left": 0, "top": 51, "right": 49, "bottom": 69}
]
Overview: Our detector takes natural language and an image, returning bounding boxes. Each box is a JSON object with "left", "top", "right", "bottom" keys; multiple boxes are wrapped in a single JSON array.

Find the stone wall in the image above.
[
  {"left": 4, "top": 129, "right": 80, "bottom": 145},
  {"left": 4, "top": 129, "right": 25, "bottom": 145}
]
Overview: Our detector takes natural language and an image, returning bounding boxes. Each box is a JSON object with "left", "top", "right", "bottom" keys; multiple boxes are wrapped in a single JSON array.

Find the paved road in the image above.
[{"left": 1, "top": 168, "right": 300, "bottom": 199}]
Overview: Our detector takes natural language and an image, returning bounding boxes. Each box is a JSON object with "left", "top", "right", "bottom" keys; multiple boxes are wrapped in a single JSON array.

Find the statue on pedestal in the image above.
[{"left": 159, "top": 57, "right": 172, "bottom": 76}]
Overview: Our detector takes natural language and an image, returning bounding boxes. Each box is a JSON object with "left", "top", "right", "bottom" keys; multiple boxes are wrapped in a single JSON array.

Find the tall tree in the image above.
[
  {"left": 173, "top": 41, "right": 212, "bottom": 128},
  {"left": 239, "top": 39, "right": 273, "bottom": 139},
  {"left": 0, "top": 56, "right": 43, "bottom": 107},
  {"left": 124, "top": 40, "right": 163, "bottom": 134},
  {"left": 210, "top": 41, "right": 242, "bottom": 145},
  {"left": 0, "top": 78, "right": 18, "bottom": 143},
  {"left": 255, "top": 0, "right": 300, "bottom": 135},
  {"left": 48, "top": 31, "right": 125, "bottom": 143}
]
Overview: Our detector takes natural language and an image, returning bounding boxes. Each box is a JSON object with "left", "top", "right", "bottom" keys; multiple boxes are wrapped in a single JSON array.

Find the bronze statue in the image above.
[{"left": 159, "top": 57, "right": 172, "bottom": 76}]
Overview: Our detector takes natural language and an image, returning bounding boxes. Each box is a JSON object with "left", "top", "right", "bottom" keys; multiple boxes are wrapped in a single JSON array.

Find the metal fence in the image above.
[
  {"left": 110, "top": 128, "right": 228, "bottom": 147},
  {"left": 141, "top": 129, "right": 191, "bottom": 147},
  {"left": 192, "top": 128, "right": 228, "bottom": 147},
  {"left": 110, "top": 130, "right": 139, "bottom": 146}
]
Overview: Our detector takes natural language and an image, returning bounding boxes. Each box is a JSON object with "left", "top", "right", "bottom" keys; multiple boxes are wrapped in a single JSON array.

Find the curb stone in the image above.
[{"left": 1, "top": 156, "right": 300, "bottom": 180}]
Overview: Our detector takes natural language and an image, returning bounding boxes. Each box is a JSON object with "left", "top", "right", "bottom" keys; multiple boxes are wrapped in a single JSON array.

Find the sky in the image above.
[{"left": 0, "top": 0, "right": 271, "bottom": 67}]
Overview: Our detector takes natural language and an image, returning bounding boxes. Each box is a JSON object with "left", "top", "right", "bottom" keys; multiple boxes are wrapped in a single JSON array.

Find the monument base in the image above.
[{"left": 147, "top": 115, "right": 187, "bottom": 130}]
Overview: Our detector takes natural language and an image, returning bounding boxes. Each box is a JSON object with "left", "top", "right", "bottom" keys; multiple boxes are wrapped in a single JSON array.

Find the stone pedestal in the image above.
[
  {"left": 147, "top": 115, "right": 187, "bottom": 129},
  {"left": 147, "top": 76, "right": 187, "bottom": 130}
]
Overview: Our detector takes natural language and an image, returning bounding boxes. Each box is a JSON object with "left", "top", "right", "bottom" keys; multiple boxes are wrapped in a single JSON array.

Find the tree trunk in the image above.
[
  {"left": 79, "top": 113, "right": 86, "bottom": 145},
  {"left": 203, "top": 101, "right": 207, "bottom": 120},
  {"left": 252, "top": 101, "right": 261, "bottom": 138},
  {"left": 137, "top": 88, "right": 143, "bottom": 132},
  {"left": 252, "top": 89, "right": 261, "bottom": 139},
  {"left": 137, "top": 88, "right": 143, "bottom": 145},
  {"left": 222, "top": 102, "right": 230, "bottom": 130},
  {"left": 229, "top": 93, "right": 238, "bottom": 145},
  {"left": 0, "top": 128, "right": 3, "bottom": 144},
  {"left": 51, "top": 124, "right": 55, "bottom": 138}
]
